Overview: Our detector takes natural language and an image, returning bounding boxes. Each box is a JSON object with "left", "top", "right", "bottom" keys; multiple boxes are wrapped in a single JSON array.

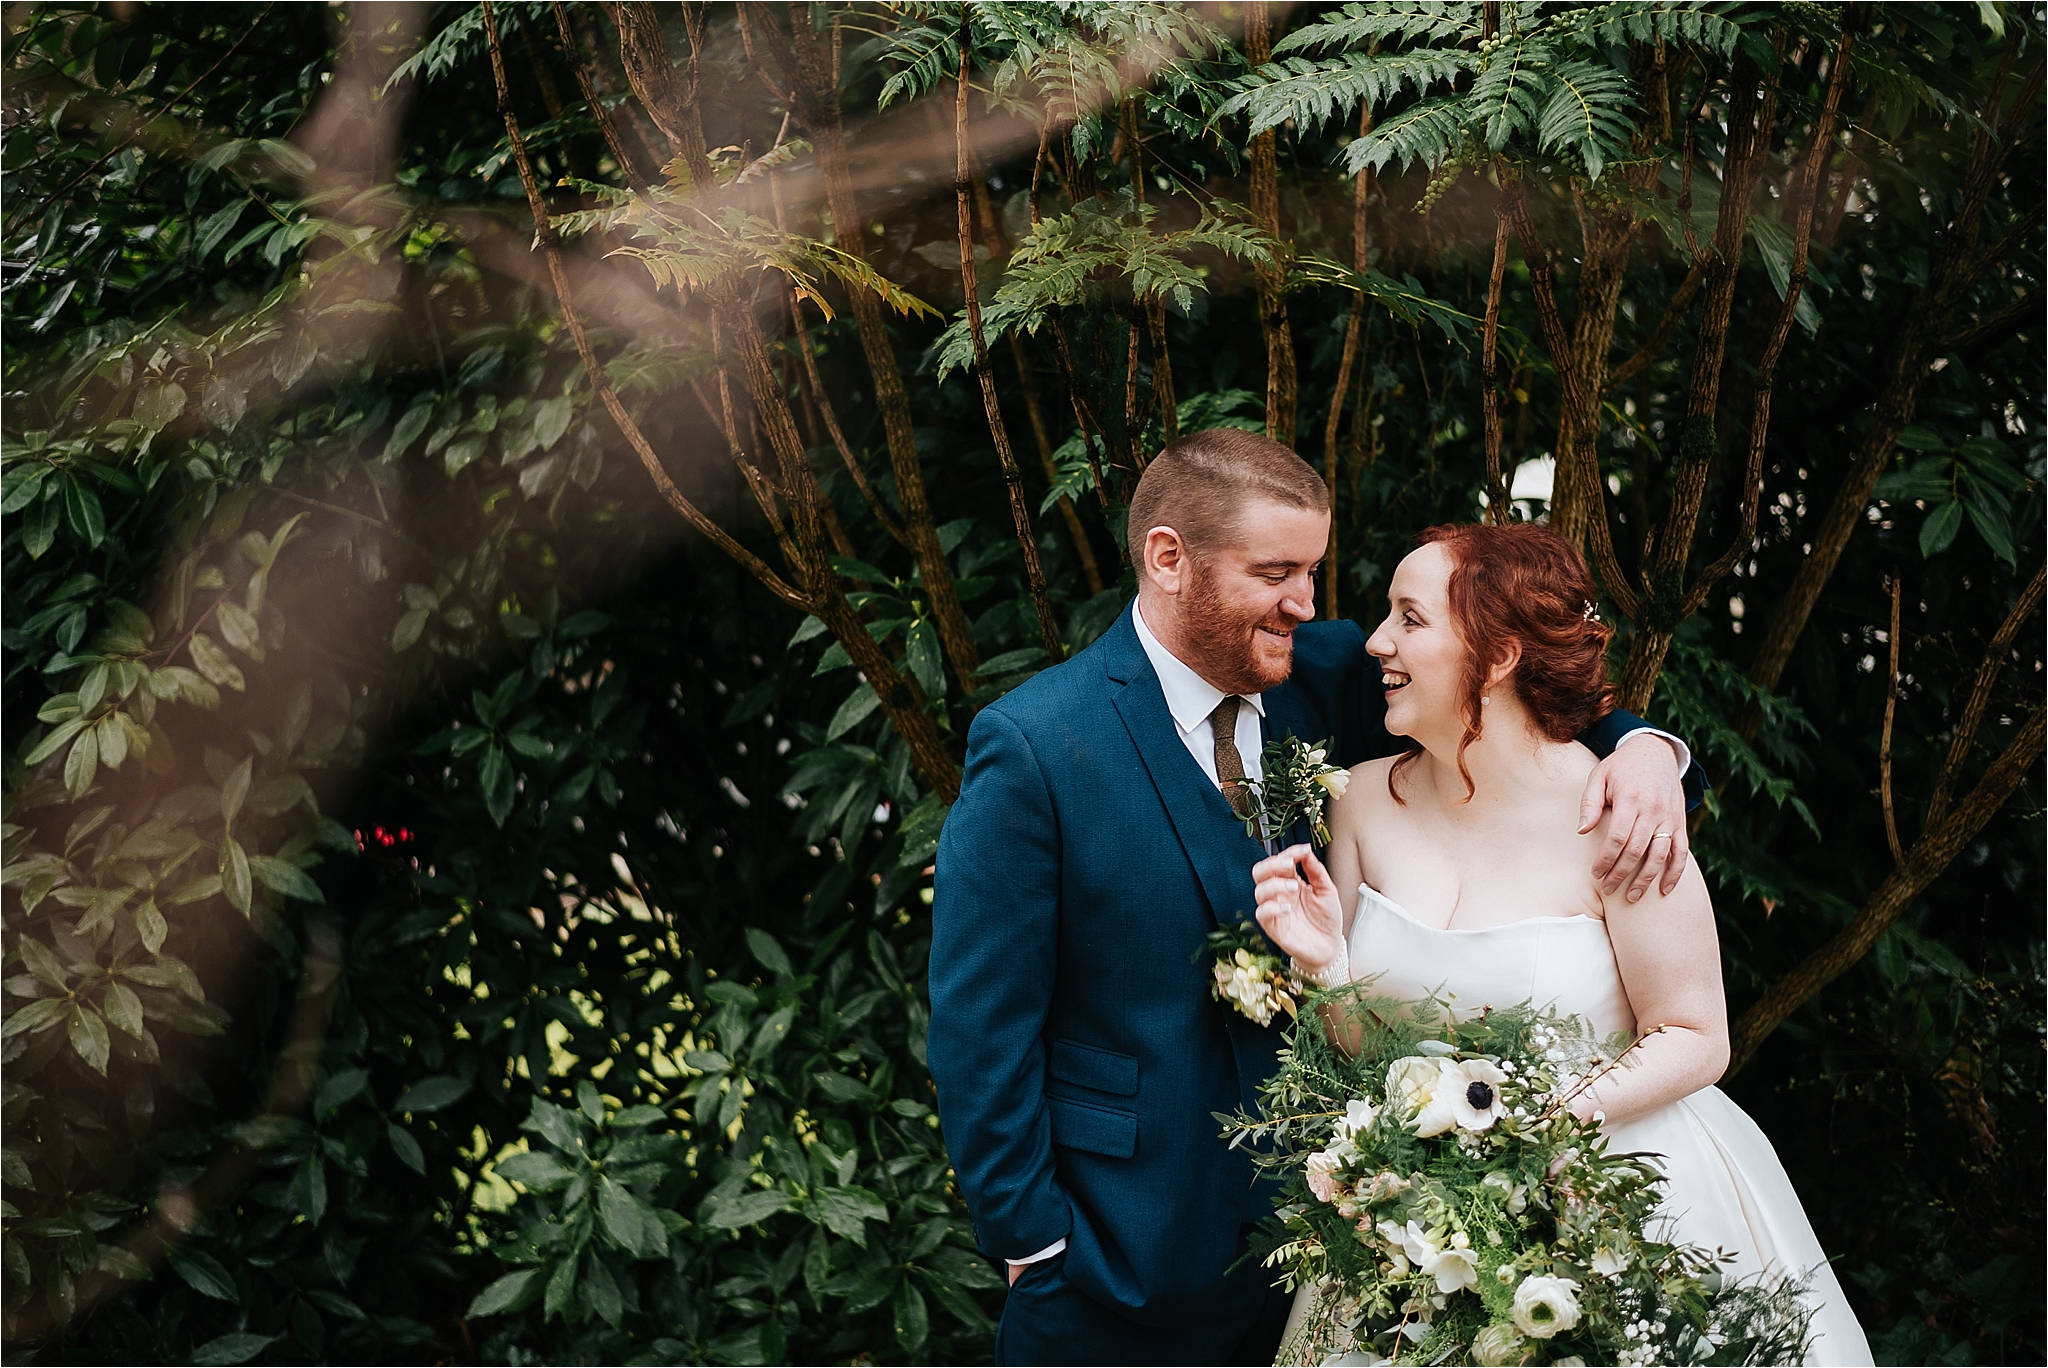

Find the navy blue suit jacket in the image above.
[{"left": 927, "top": 604, "right": 1702, "bottom": 1328}]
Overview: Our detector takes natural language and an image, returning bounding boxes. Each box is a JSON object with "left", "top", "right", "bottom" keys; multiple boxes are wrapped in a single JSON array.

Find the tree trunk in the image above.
[
  {"left": 1244, "top": 3, "right": 1297, "bottom": 447},
  {"left": 743, "top": 3, "right": 985, "bottom": 693},
  {"left": 954, "top": 28, "right": 1064, "bottom": 664}
]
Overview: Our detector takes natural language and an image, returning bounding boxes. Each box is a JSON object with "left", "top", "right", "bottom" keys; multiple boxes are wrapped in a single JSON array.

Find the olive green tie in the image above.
[{"left": 1210, "top": 695, "right": 1255, "bottom": 818}]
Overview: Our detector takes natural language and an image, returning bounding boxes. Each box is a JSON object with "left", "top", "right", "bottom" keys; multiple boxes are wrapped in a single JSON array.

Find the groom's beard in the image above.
[{"left": 1182, "top": 556, "right": 1298, "bottom": 696}]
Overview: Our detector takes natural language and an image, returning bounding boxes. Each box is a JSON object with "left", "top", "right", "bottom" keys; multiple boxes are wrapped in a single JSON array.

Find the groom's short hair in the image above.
[{"left": 1126, "top": 427, "right": 1329, "bottom": 566}]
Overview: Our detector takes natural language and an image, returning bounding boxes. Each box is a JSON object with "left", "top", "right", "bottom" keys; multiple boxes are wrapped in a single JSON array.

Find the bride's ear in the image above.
[{"left": 1483, "top": 643, "right": 1522, "bottom": 694}]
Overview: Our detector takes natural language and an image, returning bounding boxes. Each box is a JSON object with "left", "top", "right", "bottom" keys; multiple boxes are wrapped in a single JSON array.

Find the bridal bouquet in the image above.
[{"left": 1225, "top": 992, "right": 1812, "bottom": 1366}]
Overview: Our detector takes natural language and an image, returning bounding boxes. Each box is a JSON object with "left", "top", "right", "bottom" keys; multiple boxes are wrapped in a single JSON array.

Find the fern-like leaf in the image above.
[
  {"left": 1220, "top": 49, "right": 1473, "bottom": 136},
  {"left": 1468, "top": 37, "right": 1553, "bottom": 152},
  {"left": 1537, "top": 58, "right": 1638, "bottom": 180},
  {"left": 1342, "top": 94, "right": 1466, "bottom": 174},
  {"left": 1273, "top": 0, "right": 1481, "bottom": 55}
]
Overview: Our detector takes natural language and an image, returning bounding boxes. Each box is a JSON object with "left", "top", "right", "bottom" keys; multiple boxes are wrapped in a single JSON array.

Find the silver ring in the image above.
[{"left": 1650, "top": 831, "right": 1672, "bottom": 842}]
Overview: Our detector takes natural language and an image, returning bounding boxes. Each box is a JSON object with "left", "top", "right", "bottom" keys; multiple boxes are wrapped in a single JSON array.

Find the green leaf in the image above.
[
  {"left": 315, "top": 1068, "right": 370, "bottom": 1116},
  {"left": 1919, "top": 497, "right": 1965, "bottom": 558},
  {"left": 132, "top": 381, "right": 190, "bottom": 431},
  {"left": 289, "top": 1154, "right": 328, "bottom": 1223},
  {"left": 215, "top": 600, "right": 262, "bottom": 657},
  {"left": 466, "top": 1269, "right": 542, "bottom": 1319},
  {"left": 67, "top": 1004, "right": 110, "bottom": 1073},
  {"left": 168, "top": 1246, "right": 239, "bottom": 1302},
  {"left": 384, "top": 402, "right": 434, "bottom": 462},
  {"left": 788, "top": 614, "right": 830, "bottom": 647},
  {"left": 63, "top": 476, "right": 106, "bottom": 547},
  {"left": 64, "top": 722, "right": 100, "bottom": 799},
  {"left": 597, "top": 1178, "right": 668, "bottom": 1258},
  {"left": 220, "top": 755, "right": 252, "bottom": 825},
  {"left": 395, "top": 1075, "right": 471, "bottom": 1113},
  {"left": 701, "top": 1187, "right": 794, "bottom": 1229},
  {"left": 24, "top": 717, "right": 86, "bottom": 765},
  {"left": 188, "top": 634, "right": 246, "bottom": 691},
  {"left": 496, "top": 1151, "right": 574, "bottom": 1190},
  {"left": 0, "top": 462, "right": 49, "bottom": 514},
  {"left": 905, "top": 619, "right": 945, "bottom": 699},
  {"left": 480, "top": 745, "right": 515, "bottom": 826},
  {"left": 190, "top": 1333, "right": 277, "bottom": 1366},
  {"left": 219, "top": 836, "right": 252, "bottom": 915},
  {"left": 391, "top": 606, "right": 430, "bottom": 652},
  {"left": 531, "top": 396, "right": 574, "bottom": 450},
  {"left": 193, "top": 200, "right": 248, "bottom": 261},
  {"left": 826, "top": 682, "right": 881, "bottom": 741},
  {"left": 1961, "top": 493, "right": 2017, "bottom": 564},
  {"left": 810, "top": 1185, "right": 890, "bottom": 1247},
  {"left": 812, "top": 1071, "right": 878, "bottom": 1105},
  {"left": 381, "top": 1121, "right": 426, "bottom": 1174},
  {"left": 249, "top": 855, "right": 324, "bottom": 904},
  {"left": 102, "top": 981, "right": 145, "bottom": 1039},
  {"left": 893, "top": 1277, "right": 930, "bottom": 1353},
  {"left": 135, "top": 899, "right": 169, "bottom": 953},
  {"left": 745, "top": 927, "right": 793, "bottom": 978}
]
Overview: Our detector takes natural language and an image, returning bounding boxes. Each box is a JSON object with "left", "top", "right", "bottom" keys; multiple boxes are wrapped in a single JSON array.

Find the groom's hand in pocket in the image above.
[
  {"left": 1580, "top": 736, "right": 1689, "bottom": 901},
  {"left": 1253, "top": 845, "right": 1345, "bottom": 970}
]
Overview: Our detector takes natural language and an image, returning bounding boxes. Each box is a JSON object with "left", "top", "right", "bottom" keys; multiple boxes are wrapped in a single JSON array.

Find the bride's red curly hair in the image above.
[{"left": 1390, "top": 523, "right": 1617, "bottom": 802}]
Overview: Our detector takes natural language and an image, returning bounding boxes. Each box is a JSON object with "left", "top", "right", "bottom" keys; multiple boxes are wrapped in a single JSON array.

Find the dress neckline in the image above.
[{"left": 1355, "top": 882, "right": 1603, "bottom": 936}]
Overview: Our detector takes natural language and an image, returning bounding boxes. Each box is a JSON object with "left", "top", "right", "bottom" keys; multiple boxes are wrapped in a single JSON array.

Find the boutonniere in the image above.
[
  {"left": 1240, "top": 735, "right": 1350, "bottom": 847},
  {"left": 1202, "top": 920, "right": 1300, "bottom": 1027}
]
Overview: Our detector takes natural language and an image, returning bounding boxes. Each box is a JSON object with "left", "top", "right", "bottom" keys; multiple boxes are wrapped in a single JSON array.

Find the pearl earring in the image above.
[{"left": 1481, "top": 693, "right": 1490, "bottom": 706}]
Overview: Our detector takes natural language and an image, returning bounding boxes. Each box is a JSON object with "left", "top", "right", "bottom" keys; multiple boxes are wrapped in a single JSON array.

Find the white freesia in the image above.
[
  {"left": 1589, "top": 1245, "right": 1631, "bottom": 1277},
  {"left": 1511, "top": 1273, "right": 1583, "bottom": 1338},
  {"left": 1314, "top": 767, "right": 1351, "bottom": 799},
  {"left": 1413, "top": 1057, "right": 1510, "bottom": 1136},
  {"left": 1332, "top": 1098, "right": 1378, "bottom": 1143},
  {"left": 1420, "top": 1231, "right": 1479, "bottom": 1294}
]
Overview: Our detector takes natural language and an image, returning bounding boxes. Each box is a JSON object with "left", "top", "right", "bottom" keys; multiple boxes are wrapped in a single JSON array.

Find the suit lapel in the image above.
[
  {"left": 1259, "top": 679, "right": 1321, "bottom": 850},
  {"left": 1102, "top": 608, "right": 1265, "bottom": 930}
]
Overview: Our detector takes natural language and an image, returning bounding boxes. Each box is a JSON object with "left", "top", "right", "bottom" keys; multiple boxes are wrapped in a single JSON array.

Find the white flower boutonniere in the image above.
[
  {"left": 1241, "top": 735, "right": 1351, "bottom": 847},
  {"left": 1201, "top": 921, "right": 1300, "bottom": 1027}
]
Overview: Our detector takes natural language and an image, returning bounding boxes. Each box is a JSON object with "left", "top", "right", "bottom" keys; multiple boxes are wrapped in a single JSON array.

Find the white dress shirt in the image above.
[{"left": 1005, "top": 600, "right": 1687, "bottom": 1273}]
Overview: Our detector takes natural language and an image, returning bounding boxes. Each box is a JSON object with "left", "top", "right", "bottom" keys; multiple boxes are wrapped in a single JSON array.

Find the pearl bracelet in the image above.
[{"left": 1294, "top": 940, "right": 1351, "bottom": 990}]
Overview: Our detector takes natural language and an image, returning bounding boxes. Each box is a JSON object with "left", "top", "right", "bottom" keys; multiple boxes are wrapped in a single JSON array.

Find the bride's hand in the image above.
[{"left": 1252, "top": 845, "right": 1345, "bottom": 972}]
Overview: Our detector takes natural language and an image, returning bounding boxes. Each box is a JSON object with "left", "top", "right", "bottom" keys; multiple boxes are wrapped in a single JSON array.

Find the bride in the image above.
[{"left": 1249, "top": 523, "right": 1871, "bottom": 1367}]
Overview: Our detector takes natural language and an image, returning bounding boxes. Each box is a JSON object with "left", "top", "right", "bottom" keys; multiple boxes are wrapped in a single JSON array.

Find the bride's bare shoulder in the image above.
[{"left": 1334, "top": 756, "right": 1404, "bottom": 827}]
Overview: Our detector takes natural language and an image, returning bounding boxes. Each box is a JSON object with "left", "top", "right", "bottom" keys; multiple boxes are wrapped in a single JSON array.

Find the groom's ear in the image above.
[{"left": 1143, "top": 525, "right": 1190, "bottom": 595}]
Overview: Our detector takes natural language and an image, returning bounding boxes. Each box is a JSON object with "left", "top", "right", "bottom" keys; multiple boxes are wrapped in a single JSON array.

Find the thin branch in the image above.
[
  {"left": 551, "top": 0, "right": 652, "bottom": 192},
  {"left": 1480, "top": 168, "right": 1512, "bottom": 524},
  {"left": 1928, "top": 562, "right": 2045, "bottom": 825},
  {"left": 480, "top": 0, "right": 811, "bottom": 612},
  {"left": 1879, "top": 576, "right": 1905, "bottom": 872},
  {"left": 1608, "top": 263, "right": 1704, "bottom": 388},
  {"left": 955, "top": 19, "right": 1064, "bottom": 664}
]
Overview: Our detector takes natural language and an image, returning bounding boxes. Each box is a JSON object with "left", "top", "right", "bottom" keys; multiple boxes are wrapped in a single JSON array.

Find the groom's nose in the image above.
[{"left": 1279, "top": 571, "right": 1316, "bottom": 622}]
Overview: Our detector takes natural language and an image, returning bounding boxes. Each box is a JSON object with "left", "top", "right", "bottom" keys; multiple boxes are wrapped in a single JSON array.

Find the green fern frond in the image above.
[
  {"left": 1468, "top": 37, "right": 1553, "bottom": 152},
  {"left": 1550, "top": 1, "right": 1743, "bottom": 61},
  {"left": 1220, "top": 49, "right": 1474, "bottom": 136},
  {"left": 1273, "top": 0, "right": 1481, "bottom": 56},
  {"left": 1537, "top": 58, "right": 1638, "bottom": 179},
  {"left": 1342, "top": 94, "right": 1467, "bottom": 174}
]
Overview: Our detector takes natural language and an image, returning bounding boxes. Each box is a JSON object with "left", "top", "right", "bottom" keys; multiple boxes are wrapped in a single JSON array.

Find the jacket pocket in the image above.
[
  {"left": 1048, "top": 1038, "right": 1139, "bottom": 1096},
  {"left": 1046, "top": 1094, "right": 1138, "bottom": 1159}
]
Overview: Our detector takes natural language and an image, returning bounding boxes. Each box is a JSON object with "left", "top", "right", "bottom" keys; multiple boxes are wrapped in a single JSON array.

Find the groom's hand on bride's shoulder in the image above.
[{"left": 1579, "top": 735, "right": 1689, "bottom": 902}]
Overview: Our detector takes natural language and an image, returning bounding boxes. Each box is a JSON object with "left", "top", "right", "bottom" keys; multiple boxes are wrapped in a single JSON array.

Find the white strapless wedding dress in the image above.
[{"left": 1279, "top": 885, "right": 1872, "bottom": 1366}]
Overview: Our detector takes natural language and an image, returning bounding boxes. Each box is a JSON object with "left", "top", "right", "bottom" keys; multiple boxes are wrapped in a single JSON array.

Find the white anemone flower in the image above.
[
  {"left": 1385, "top": 1057, "right": 1440, "bottom": 1120},
  {"left": 1511, "top": 1273, "right": 1583, "bottom": 1339},
  {"left": 1413, "top": 1057, "right": 1510, "bottom": 1136}
]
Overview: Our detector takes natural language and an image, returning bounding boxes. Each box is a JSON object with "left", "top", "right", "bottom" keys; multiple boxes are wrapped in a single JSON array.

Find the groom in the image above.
[{"left": 928, "top": 429, "right": 1703, "bottom": 1365}]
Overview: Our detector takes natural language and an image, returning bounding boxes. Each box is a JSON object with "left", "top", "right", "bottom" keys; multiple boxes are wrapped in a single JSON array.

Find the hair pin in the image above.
[{"left": 1581, "top": 600, "right": 1601, "bottom": 623}]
